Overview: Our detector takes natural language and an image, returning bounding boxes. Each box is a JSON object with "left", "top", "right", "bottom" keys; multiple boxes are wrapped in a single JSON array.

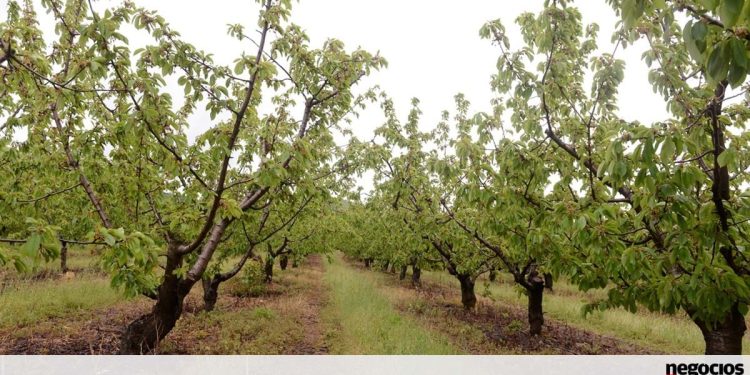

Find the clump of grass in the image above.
[
  {"left": 0, "top": 276, "right": 123, "bottom": 328},
  {"left": 252, "top": 307, "right": 275, "bottom": 320},
  {"left": 506, "top": 320, "right": 524, "bottom": 334},
  {"left": 227, "top": 261, "right": 266, "bottom": 297},
  {"left": 164, "top": 300, "right": 303, "bottom": 354},
  {"left": 322, "top": 255, "right": 459, "bottom": 354}
]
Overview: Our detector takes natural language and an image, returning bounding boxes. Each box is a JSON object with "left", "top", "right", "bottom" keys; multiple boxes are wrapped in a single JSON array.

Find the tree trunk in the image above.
[
  {"left": 411, "top": 265, "right": 421, "bottom": 286},
  {"left": 120, "top": 249, "right": 190, "bottom": 354},
  {"left": 544, "top": 273, "right": 553, "bottom": 291},
  {"left": 202, "top": 277, "right": 220, "bottom": 312},
  {"left": 399, "top": 265, "right": 407, "bottom": 280},
  {"left": 692, "top": 304, "right": 746, "bottom": 354},
  {"left": 458, "top": 275, "right": 476, "bottom": 310},
  {"left": 279, "top": 255, "right": 289, "bottom": 270},
  {"left": 528, "top": 282, "right": 544, "bottom": 335},
  {"left": 364, "top": 258, "right": 371, "bottom": 268},
  {"left": 60, "top": 241, "right": 68, "bottom": 273},
  {"left": 489, "top": 270, "right": 497, "bottom": 282},
  {"left": 264, "top": 256, "right": 274, "bottom": 283}
]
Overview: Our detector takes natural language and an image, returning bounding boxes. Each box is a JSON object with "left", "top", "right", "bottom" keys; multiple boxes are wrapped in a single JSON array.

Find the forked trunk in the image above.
[
  {"left": 120, "top": 250, "right": 190, "bottom": 354},
  {"left": 458, "top": 275, "right": 476, "bottom": 310},
  {"left": 692, "top": 304, "right": 746, "bottom": 355},
  {"left": 399, "top": 265, "right": 407, "bottom": 280},
  {"left": 528, "top": 282, "right": 544, "bottom": 335},
  {"left": 279, "top": 255, "right": 289, "bottom": 270},
  {"left": 411, "top": 265, "right": 421, "bottom": 286},
  {"left": 202, "top": 277, "right": 220, "bottom": 312}
]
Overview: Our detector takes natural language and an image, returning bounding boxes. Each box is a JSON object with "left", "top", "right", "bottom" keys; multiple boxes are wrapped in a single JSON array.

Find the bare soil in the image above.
[{"left": 0, "top": 255, "right": 330, "bottom": 354}]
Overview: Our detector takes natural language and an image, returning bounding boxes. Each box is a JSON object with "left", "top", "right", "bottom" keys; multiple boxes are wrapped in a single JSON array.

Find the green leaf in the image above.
[
  {"left": 730, "top": 38, "right": 748, "bottom": 69},
  {"left": 102, "top": 229, "right": 117, "bottom": 246},
  {"left": 699, "top": 202, "right": 715, "bottom": 222},
  {"left": 22, "top": 234, "right": 41, "bottom": 259},
  {"left": 728, "top": 38, "right": 748, "bottom": 87},
  {"left": 685, "top": 21, "right": 709, "bottom": 62},
  {"left": 660, "top": 137, "right": 676, "bottom": 162},
  {"left": 622, "top": 0, "right": 645, "bottom": 28},
  {"left": 707, "top": 41, "right": 731, "bottom": 83},
  {"left": 699, "top": 0, "right": 720, "bottom": 9},
  {"left": 719, "top": 0, "right": 744, "bottom": 27},
  {"left": 717, "top": 148, "right": 736, "bottom": 167},
  {"left": 575, "top": 216, "right": 587, "bottom": 231},
  {"left": 234, "top": 61, "right": 245, "bottom": 75}
]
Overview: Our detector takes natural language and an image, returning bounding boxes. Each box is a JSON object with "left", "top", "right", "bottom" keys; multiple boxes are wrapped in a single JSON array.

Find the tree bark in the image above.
[
  {"left": 120, "top": 248, "right": 190, "bottom": 354},
  {"left": 411, "top": 265, "right": 421, "bottom": 286},
  {"left": 692, "top": 304, "right": 746, "bottom": 355},
  {"left": 544, "top": 273, "right": 553, "bottom": 291},
  {"left": 201, "top": 277, "right": 220, "bottom": 312},
  {"left": 264, "top": 256, "right": 274, "bottom": 283},
  {"left": 60, "top": 241, "right": 68, "bottom": 273},
  {"left": 528, "top": 282, "right": 544, "bottom": 335},
  {"left": 458, "top": 275, "right": 477, "bottom": 310},
  {"left": 279, "top": 255, "right": 289, "bottom": 270},
  {"left": 399, "top": 265, "right": 407, "bottom": 280}
]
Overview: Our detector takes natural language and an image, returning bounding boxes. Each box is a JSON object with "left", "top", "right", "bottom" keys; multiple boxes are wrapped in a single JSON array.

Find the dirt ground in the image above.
[
  {"left": 379, "top": 274, "right": 657, "bottom": 354},
  {"left": 0, "top": 255, "right": 329, "bottom": 354},
  {"left": 0, "top": 255, "right": 660, "bottom": 355}
]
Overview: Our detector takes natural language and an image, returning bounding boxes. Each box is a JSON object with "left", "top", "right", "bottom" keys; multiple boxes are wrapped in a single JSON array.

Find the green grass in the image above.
[
  {"left": 0, "top": 248, "right": 103, "bottom": 283},
  {"left": 161, "top": 305, "right": 303, "bottom": 354},
  {"left": 424, "top": 271, "right": 750, "bottom": 354},
  {"left": 0, "top": 276, "right": 123, "bottom": 328},
  {"left": 322, "top": 255, "right": 460, "bottom": 354}
]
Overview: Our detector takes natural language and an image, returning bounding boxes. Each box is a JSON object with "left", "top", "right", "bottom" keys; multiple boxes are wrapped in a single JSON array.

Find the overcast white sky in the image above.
[
  {"left": 135, "top": 0, "right": 668, "bottom": 134},
  {"left": 4, "top": 0, "right": 670, "bottom": 191}
]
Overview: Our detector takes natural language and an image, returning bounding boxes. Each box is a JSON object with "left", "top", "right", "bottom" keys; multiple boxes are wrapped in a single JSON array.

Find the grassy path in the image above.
[
  {"left": 322, "top": 254, "right": 459, "bottom": 354},
  {"left": 160, "top": 254, "right": 331, "bottom": 354}
]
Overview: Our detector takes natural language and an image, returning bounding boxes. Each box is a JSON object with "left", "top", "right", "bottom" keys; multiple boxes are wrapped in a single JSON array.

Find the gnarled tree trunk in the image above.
[
  {"left": 202, "top": 277, "right": 220, "bottom": 312},
  {"left": 120, "top": 249, "right": 191, "bottom": 354},
  {"left": 279, "top": 255, "right": 289, "bottom": 270},
  {"left": 692, "top": 304, "right": 746, "bottom": 355},
  {"left": 411, "top": 265, "right": 421, "bottom": 286},
  {"left": 457, "top": 274, "right": 476, "bottom": 310},
  {"left": 527, "top": 280, "right": 544, "bottom": 335}
]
